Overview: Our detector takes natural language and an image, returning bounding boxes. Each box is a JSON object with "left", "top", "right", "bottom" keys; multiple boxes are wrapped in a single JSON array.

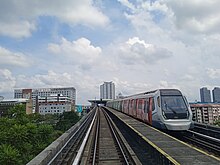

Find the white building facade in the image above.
[
  {"left": 100, "top": 82, "right": 115, "bottom": 99},
  {"left": 14, "top": 87, "right": 76, "bottom": 113},
  {"left": 37, "top": 94, "right": 72, "bottom": 115}
]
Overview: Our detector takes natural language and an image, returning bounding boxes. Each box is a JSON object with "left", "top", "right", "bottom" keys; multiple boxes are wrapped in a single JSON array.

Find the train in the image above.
[{"left": 106, "top": 89, "right": 194, "bottom": 131}]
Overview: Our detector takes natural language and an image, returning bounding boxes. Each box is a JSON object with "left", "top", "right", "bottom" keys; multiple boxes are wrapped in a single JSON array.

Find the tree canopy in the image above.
[{"left": 0, "top": 104, "right": 80, "bottom": 164}]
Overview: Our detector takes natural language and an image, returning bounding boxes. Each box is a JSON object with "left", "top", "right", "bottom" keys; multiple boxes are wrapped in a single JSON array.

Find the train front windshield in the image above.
[{"left": 161, "top": 95, "right": 189, "bottom": 119}]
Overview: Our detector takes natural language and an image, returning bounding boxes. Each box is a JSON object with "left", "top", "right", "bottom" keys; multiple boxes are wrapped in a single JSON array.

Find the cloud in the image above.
[
  {"left": 206, "top": 68, "right": 220, "bottom": 79},
  {"left": 117, "top": 0, "right": 136, "bottom": 11},
  {"left": 118, "top": 37, "right": 172, "bottom": 65},
  {"left": 0, "top": 0, "right": 109, "bottom": 38},
  {"left": 0, "top": 69, "right": 16, "bottom": 93},
  {"left": 48, "top": 37, "right": 102, "bottom": 69},
  {"left": 0, "top": 21, "right": 36, "bottom": 38},
  {"left": 0, "top": 46, "right": 31, "bottom": 67},
  {"left": 165, "top": 0, "right": 220, "bottom": 34}
]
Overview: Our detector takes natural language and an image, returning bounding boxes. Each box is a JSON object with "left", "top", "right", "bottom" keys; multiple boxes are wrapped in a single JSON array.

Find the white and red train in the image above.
[{"left": 106, "top": 89, "right": 194, "bottom": 131}]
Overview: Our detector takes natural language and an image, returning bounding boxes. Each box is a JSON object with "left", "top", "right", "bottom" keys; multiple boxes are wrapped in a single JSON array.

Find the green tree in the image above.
[
  {"left": 214, "top": 118, "right": 220, "bottom": 127},
  {"left": 8, "top": 104, "right": 30, "bottom": 124},
  {"left": 0, "top": 144, "right": 22, "bottom": 165},
  {"left": 8, "top": 124, "right": 28, "bottom": 147},
  {"left": 0, "top": 105, "right": 80, "bottom": 164},
  {"left": 55, "top": 111, "right": 80, "bottom": 131}
]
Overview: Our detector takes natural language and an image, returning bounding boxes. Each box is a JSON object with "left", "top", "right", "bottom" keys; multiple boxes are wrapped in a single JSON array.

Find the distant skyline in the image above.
[{"left": 1, "top": 0, "right": 220, "bottom": 104}]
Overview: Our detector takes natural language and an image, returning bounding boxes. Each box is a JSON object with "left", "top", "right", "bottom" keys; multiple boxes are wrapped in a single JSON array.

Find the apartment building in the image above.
[
  {"left": 100, "top": 81, "right": 115, "bottom": 99},
  {"left": 190, "top": 103, "right": 220, "bottom": 124}
]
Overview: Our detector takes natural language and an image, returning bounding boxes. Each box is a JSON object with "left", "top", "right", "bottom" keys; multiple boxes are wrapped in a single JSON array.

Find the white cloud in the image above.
[
  {"left": 0, "top": 21, "right": 36, "bottom": 38},
  {"left": 118, "top": 37, "right": 172, "bottom": 65},
  {"left": 206, "top": 68, "right": 220, "bottom": 79},
  {"left": 0, "top": 46, "right": 31, "bottom": 67},
  {"left": 0, "top": 69, "right": 16, "bottom": 93},
  {"left": 117, "top": 0, "right": 136, "bottom": 11},
  {"left": 1, "top": 0, "right": 220, "bottom": 105},
  {"left": 0, "top": 0, "right": 109, "bottom": 38},
  {"left": 165, "top": 0, "right": 220, "bottom": 34},
  {"left": 48, "top": 37, "right": 102, "bottom": 69}
]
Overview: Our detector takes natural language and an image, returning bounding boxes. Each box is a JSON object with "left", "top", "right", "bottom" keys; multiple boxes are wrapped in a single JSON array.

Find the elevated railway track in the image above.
[{"left": 28, "top": 106, "right": 220, "bottom": 165}]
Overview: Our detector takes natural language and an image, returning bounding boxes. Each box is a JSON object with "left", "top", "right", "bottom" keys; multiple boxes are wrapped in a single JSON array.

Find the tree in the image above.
[
  {"left": 0, "top": 144, "right": 22, "bottom": 165},
  {"left": 55, "top": 111, "right": 80, "bottom": 131},
  {"left": 0, "top": 105, "right": 80, "bottom": 164},
  {"left": 214, "top": 118, "right": 220, "bottom": 127}
]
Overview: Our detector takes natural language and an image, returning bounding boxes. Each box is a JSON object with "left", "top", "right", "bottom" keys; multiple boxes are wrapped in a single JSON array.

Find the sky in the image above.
[{"left": 0, "top": 0, "right": 220, "bottom": 104}]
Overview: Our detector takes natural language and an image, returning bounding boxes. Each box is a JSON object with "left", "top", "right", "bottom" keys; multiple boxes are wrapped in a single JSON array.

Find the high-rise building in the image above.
[
  {"left": 14, "top": 87, "right": 76, "bottom": 112},
  {"left": 100, "top": 82, "right": 115, "bottom": 99},
  {"left": 200, "top": 87, "right": 211, "bottom": 103},
  {"left": 212, "top": 87, "right": 220, "bottom": 103}
]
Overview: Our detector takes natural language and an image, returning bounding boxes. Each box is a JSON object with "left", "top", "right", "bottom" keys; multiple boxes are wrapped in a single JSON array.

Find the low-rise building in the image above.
[
  {"left": 36, "top": 94, "right": 73, "bottom": 115},
  {"left": 190, "top": 103, "right": 220, "bottom": 124},
  {"left": 0, "top": 98, "right": 32, "bottom": 116}
]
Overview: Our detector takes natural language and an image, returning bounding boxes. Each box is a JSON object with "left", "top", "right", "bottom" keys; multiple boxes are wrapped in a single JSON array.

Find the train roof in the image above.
[{"left": 110, "top": 89, "right": 182, "bottom": 101}]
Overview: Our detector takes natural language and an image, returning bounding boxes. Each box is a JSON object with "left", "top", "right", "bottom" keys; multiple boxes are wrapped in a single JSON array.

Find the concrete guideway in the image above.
[{"left": 106, "top": 107, "right": 220, "bottom": 165}]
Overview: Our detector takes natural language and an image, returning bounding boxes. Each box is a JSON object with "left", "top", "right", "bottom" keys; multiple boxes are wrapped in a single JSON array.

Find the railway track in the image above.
[
  {"left": 46, "top": 107, "right": 140, "bottom": 165},
  {"left": 168, "top": 129, "right": 220, "bottom": 157},
  {"left": 47, "top": 109, "right": 96, "bottom": 165},
  {"left": 192, "top": 122, "right": 220, "bottom": 139},
  {"left": 178, "top": 122, "right": 220, "bottom": 156},
  {"left": 81, "top": 107, "right": 140, "bottom": 164}
]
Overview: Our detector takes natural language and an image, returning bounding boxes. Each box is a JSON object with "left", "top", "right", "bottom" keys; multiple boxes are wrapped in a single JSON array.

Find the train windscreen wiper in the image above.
[{"left": 164, "top": 102, "right": 177, "bottom": 114}]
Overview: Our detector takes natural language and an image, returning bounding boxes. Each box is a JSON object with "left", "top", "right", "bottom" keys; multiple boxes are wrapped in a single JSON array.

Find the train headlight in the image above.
[
  {"left": 162, "top": 110, "right": 167, "bottom": 119},
  {"left": 187, "top": 110, "right": 190, "bottom": 119}
]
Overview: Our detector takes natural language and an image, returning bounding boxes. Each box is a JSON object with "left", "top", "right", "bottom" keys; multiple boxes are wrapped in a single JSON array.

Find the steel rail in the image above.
[
  {"left": 183, "top": 134, "right": 220, "bottom": 154},
  {"left": 72, "top": 108, "right": 98, "bottom": 165},
  {"left": 188, "top": 130, "right": 220, "bottom": 143},
  {"left": 193, "top": 124, "right": 220, "bottom": 139},
  {"left": 92, "top": 109, "right": 100, "bottom": 165},
  {"left": 103, "top": 109, "right": 130, "bottom": 165},
  {"left": 48, "top": 109, "right": 95, "bottom": 165}
]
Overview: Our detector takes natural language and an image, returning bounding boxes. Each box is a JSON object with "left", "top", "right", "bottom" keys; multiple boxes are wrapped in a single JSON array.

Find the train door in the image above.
[
  {"left": 137, "top": 99, "right": 144, "bottom": 119},
  {"left": 124, "top": 100, "right": 128, "bottom": 114},
  {"left": 136, "top": 99, "right": 140, "bottom": 119},
  {"left": 130, "top": 99, "right": 135, "bottom": 116},
  {"left": 122, "top": 100, "right": 125, "bottom": 113},
  {"left": 128, "top": 99, "right": 132, "bottom": 115},
  {"left": 144, "top": 97, "right": 153, "bottom": 125},
  {"left": 133, "top": 99, "right": 137, "bottom": 118},
  {"left": 148, "top": 97, "right": 153, "bottom": 125},
  {"left": 144, "top": 99, "right": 149, "bottom": 123}
]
